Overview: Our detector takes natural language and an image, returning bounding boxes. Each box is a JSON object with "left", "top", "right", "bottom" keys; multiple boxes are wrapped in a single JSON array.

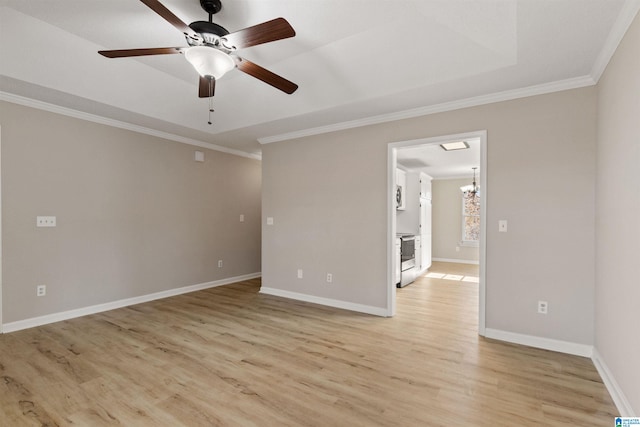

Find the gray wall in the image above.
[
  {"left": 262, "top": 86, "right": 597, "bottom": 345},
  {"left": 595, "top": 12, "right": 640, "bottom": 414},
  {"left": 262, "top": 130, "right": 388, "bottom": 307},
  {"left": 1, "top": 101, "right": 262, "bottom": 323},
  {"left": 432, "top": 178, "right": 479, "bottom": 262}
]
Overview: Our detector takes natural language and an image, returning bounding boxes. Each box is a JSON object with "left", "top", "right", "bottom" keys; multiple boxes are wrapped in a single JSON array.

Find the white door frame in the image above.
[
  {"left": 0, "top": 125, "right": 4, "bottom": 333},
  {"left": 387, "top": 130, "right": 487, "bottom": 336}
]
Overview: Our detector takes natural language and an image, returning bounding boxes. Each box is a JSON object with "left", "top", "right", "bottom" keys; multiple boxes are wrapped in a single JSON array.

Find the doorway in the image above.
[{"left": 387, "top": 131, "right": 487, "bottom": 335}]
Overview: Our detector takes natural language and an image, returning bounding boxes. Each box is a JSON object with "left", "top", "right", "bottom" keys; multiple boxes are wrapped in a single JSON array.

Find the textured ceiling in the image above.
[{"left": 1, "top": 0, "right": 638, "bottom": 157}]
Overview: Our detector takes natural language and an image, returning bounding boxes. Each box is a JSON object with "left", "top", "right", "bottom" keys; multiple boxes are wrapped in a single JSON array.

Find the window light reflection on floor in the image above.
[{"left": 424, "top": 272, "right": 479, "bottom": 283}]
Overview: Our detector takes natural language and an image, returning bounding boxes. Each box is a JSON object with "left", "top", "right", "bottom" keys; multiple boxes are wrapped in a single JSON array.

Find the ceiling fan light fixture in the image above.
[{"left": 185, "top": 46, "right": 235, "bottom": 79}]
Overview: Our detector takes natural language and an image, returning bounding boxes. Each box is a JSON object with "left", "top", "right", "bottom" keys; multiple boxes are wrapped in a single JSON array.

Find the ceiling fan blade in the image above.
[
  {"left": 199, "top": 76, "right": 216, "bottom": 98},
  {"left": 139, "top": 0, "right": 199, "bottom": 41},
  {"left": 99, "top": 47, "right": 184, "bottom": 58},
  {"left": 223, "top": 18, "right": 295, "bottom": 50},
  {"left": 236, "top": 58, "right": 298, "bottom": 94}
]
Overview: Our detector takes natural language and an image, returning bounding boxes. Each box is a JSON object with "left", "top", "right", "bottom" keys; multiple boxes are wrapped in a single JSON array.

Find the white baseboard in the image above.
[
  {"left": 592, "top": 348, "right": 636, "bottom": 416},
  {"left": 432, "top": 257, "right": 479, "bottom": 265},
  {"left": 2, "top": 272, "right": 261, "bottom": 333},
  {"left": 259, "top": 287, "right": 388, "bottom": 317},
  {"left": 484, "top": 328, "right": 593, "bottom": 357}
]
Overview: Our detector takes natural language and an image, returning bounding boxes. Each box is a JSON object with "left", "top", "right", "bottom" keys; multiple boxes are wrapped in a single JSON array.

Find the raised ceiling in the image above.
[{"left": 1, "top": 1, "right": 638, "bottom": 157}]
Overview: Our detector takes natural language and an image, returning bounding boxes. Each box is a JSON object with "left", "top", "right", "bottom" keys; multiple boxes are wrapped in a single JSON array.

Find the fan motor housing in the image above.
[{"left": 189, "top": 21, "right": 230, "bottom": 46}]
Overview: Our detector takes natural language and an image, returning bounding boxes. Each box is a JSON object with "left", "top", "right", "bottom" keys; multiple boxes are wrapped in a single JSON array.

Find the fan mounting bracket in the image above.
[{"left": 200, "top": 0, "right": 222, "bottom": 16}]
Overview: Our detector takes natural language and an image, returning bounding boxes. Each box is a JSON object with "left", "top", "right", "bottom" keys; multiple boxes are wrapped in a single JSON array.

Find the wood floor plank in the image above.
[{"left": 0, "top": 262, "right": 618, "bottom": 426}]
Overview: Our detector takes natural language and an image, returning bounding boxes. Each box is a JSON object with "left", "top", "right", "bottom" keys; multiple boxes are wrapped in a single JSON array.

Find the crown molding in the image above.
[
  {"left": 0, "top": 91, "right": 261, "bottom": 160},
  {"left": 258, "top": 75, "right": 596, "bottom": 144},
  {"left": 590, "top": 0, "right": 640, "bottom": 82}
]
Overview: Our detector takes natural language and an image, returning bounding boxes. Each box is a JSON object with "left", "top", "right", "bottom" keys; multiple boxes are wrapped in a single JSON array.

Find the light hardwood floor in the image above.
[{"left": 1, "top": 262, "right": 617, "bottom": 426}]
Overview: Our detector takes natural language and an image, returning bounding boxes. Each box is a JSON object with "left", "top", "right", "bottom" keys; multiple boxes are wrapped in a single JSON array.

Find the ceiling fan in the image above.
[{"left": 98, "top": 0, "right": 298, "bottom": 100}]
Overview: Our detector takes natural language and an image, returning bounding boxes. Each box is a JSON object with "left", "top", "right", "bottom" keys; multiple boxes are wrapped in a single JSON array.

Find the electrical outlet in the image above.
[
  {"left": 538, "top": 300, "right": 548, "bottom": 314},
  {"left": 37, "top": 285, "right": 46, "bottom": 297},
  {"left": 326, "top": 273, "right": 333, "bottom": 283},
  {"left": 218, "top": 260, "right": 223, "bottom": 268},
  {"left": 297, "top": 269, "right": 303, "bottom": 279},
  {"left": 36, "top": 216, "right": 56, "bottom": 227},
  {"left": 239, "top": 214, "right": 245, "bottom": 222}
]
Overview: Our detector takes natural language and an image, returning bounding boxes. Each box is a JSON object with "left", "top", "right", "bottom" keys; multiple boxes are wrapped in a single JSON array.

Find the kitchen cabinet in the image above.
[
  {"left": 415, "top": 235, "right": 422, "bottom": 272},
  {"left": 395, "top": 170, "right": 432, "bottom": 271},
  {"left": 419, "top": 172, "right": 432, "bottom": 270},
  {"left": 420, "top": 173, "right": 432, "bottom": 200},
  {"left": 419, "top": 196, "right": 432, "bottom": 271},
  {"left": 395, "top": 237, "right": 401, "bottom": 285}
]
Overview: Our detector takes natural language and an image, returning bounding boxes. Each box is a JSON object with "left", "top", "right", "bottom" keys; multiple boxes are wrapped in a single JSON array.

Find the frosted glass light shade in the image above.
[{"left": 185, "top": 46, "right": 235, "bottom": 79}]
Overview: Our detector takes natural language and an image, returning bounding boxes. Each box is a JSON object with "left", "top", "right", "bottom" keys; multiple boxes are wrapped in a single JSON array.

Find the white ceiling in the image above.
[
  {"left": 397, "top": 137, "right": 480, "bottom": 179},
  {"left": 1, "top": 1, "right": 638, "bottom": 157}
]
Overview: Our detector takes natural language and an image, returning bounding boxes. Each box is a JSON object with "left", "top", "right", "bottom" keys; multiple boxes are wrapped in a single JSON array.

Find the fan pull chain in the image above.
[{"left": 207, "top": 78, "right": 214, "bottom": 125}]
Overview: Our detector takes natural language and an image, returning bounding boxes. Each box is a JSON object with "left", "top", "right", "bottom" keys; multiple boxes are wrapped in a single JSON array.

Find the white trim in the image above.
[
  {"left": 259, "top": 287, "right": 388, "bottom": 317},
  {"left": 387, "top": 147, "right": 398, "bottom": 316},
  {"left": 2, "top": 272, "right": 261, "bottom": 333},
  {"left": 484, "top": 328, "right": 593, "bottom": 358},
  {"left": 258, "top": 76, "right": 594, "bottom": 144},
  {"left": 478, "top": 132, "right": 487, "bottom": 335},
  {"left": 0, "top": 125, "right": 3, "bottom": 333},
  {"left": 590, "top": 1, "right": 640, "bottom": 82},
  {"left": 0, "top": 92, "right": 261, "bottom": 161},
  {"left": 431, "top": 257, "right": 479, "bottom": 265},
  {"left": 592, "top": 348, "right": 636, "bottom": 417}
]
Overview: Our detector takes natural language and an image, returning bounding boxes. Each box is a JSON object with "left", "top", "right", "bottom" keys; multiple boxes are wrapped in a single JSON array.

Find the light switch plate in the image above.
[
  {"left": 266, "top": 217, "right": 274, "bottom": 225},
  {"left": 499, "top": 220, "right": 508, "bottom": 232}
]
